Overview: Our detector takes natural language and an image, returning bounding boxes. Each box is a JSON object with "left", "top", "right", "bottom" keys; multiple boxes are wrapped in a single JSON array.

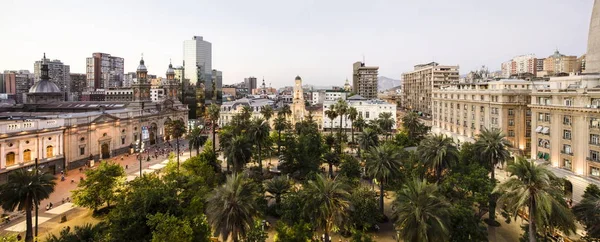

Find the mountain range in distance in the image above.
[{"left": 378, "top": 76, "right": 402, "bottom": 91}]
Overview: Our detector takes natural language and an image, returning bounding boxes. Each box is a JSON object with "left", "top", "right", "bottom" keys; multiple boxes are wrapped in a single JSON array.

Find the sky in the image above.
[{"left": 0, "top": 0, "right": 594, "bottom": 88}]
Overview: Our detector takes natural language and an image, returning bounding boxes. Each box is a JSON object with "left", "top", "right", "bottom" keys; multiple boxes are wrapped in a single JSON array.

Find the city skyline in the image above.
[{"left": 0, "top": 0, "right": 593, "bottom": 87}]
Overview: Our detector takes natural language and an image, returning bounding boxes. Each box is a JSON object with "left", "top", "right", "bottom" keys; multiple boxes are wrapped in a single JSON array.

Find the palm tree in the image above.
[
  {"left": 264, "top": 176, "right": 291, "bottom": 206},
  {"left": 0, "top": 169, "right": 56, "bottom": 242},
  {"left": 353, "top": 116, "right": 366, "bottom": 133},
  {"left": 474, "top": 127, "right": 511, "bottom": 225},
  {"left": 495, "top": 158, "right": 575, "bottom": 242},
  {"left": 224, "top": 135, "right": 252, "bottom": 173},
  {"left": 165, "top": 119, "right": 187, "bottom": 171},
  {"left": 279, "top": 104, "right": 292, "bottom": 119},
  {"left": 304, "top": 174, "right": 350, "bottom": 242},
  {"left": 392, "top": 179, "right": 450, "bottom": 242},
  {"left": 325, "top": 106, "right": 338, "bottom": 135},
  {"left": 335, "top": 99, "right": 348, "bottom": 137},
  {"left": 273, "top": 116, "right": 289, "bottom": 153},
  {"left": 347, "top": 107, "right": 358, "bottom": 143},
  {"left": 260, "top": 105, "right": 274, "bottom": 122},
  {"left": 402, "top": 111, "right": 421, "bottom": 137},
  {"left": 248, "top": 118, "right": 270, "bottom": 171},
  {"left": 357, "top": 128, "right": 379, "bottom": 157},
  {"left": 322, "top": 150, "right": 340, "bottom": 178},
  {"left": 365, "top": 143, "right": 403, "bottom": 216},
  {"left": 187, "top": 126, "right": 206, "bottom": 157},
  {"left": 573, "top": 190, "right": 600, "bottom": 238},
  {"left": 207, "top": 104, "right": 221, "bottom": 154},
  {"left": 418, "top": 134, "right": 458, "bottom": 183},
  {"left": 377, "top": 112, "right": 394, "bottom": 140},
  {"left": 207, "top": 173, "right": 259, "bottom": 242}
]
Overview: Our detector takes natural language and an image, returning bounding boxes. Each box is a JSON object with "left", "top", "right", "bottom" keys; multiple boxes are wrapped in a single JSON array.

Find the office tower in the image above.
[
  {"left": 352, "top": 61, "right": 379, "bottom": 99},
  {"left": 34, "top": 53, "right": 70, "bottom": 95},
  {"left": 86, "top": 52, "right": 124, "bottom": 90},
  {"left": 206, "top": 69, "right": 222, "bottom": 104},
  {"left": 123, "top": 72, "right": 136, "bottom": 88},
  {"left": 183, "top": 36, "right": 212, "bottom": 86},
  {"left": 70, "top": 73, "right": 87, "bottom": 101},
  {"left": 244, "top": 77, "right": 257, "bottom": 91},
  {"left": 586, "top": 0, "right": 600, "bottom": 73},
  {"left": 402, "top": 62, "right": 459, "bottom": 116},
  {"left": 4, "top": 70, "right": 34, "bottom": 103}
]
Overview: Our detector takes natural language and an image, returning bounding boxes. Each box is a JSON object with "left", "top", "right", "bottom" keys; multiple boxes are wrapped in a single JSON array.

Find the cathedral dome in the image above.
[
  {"left": 29, "top": 80, "right": 61, "bottom": 93},
  {"left": 166, "top": 63, "right": 175, "bottom": 75},
  {"left": 295, "top": 75, "right": 302, "bottom": 80},
  {"left": 137, "top": 58, "right": 147, "bottom": 72}
]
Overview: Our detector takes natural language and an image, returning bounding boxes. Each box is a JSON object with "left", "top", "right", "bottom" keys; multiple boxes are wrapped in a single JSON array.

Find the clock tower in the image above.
[{"left": 291, "top": 75, "right": 306, "bottom": 124}]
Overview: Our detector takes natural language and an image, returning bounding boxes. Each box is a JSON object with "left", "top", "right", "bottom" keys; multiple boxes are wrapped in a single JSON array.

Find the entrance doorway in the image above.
[{"left": 101, "top": 143, "right": 110, "bottom": 159}]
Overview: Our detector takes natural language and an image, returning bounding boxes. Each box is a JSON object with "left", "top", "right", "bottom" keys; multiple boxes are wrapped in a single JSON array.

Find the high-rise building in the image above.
[
  {"left": 34, "top": 53, "right": 70, "bottom": 96},
  {"left": 244, "top": 77, "right": 257, "bottom": 91},
  {"left": 86, "top": 52, "right": 124, "bottom": 90},
  {"left": 402, "top": 62, "right": 459, "bottom": 116},
  {"left": 206, "top": 69, "right": 222, "bottom": 105},
  {"left": 586, "top": 0, "right": 600, "bottom": 73},
  {"left": 543, "top": 50, "right": 580, "bottom": 74},
  {"left": 352, "top": 62, "right": 379, "bottom": 99},
  {"left": 70, "top": 73, "right": 87, "bottom": 101},
  {"left": 183, "top": 36, "right": 212, "bottom": 86},
  {"left": 501, "top": 55, "right": 540, "bottom": 78},
  {"left": 501, "top": 61, "right": 512, "bottom": 78},
  {"left": 123, "top": 72, "right": 136, "bottom": 88},
  {"left": 4, "top": 70, "right": 34, "bottom": 103}
]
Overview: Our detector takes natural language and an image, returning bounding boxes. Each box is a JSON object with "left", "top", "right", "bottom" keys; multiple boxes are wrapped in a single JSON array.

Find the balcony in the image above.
[
  {"left": 561, "top": 150, "right": 573, "bottom": 156},
  {"left": 587, "top": 157, "right": 600, "bottom": 163}
]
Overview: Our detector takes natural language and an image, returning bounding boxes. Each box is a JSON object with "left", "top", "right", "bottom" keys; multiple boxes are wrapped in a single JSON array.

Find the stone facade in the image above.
[
  {"left": 586, "top": 0, "right": 600, "bottom": 73},
  {"left": 402, "top": 62, "right": 459, "bottom": 116}
]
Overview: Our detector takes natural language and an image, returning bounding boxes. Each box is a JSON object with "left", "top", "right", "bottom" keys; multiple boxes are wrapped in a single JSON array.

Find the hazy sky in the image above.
[{"left": 0, "top": 0, "right": 594, "bottom": 87}]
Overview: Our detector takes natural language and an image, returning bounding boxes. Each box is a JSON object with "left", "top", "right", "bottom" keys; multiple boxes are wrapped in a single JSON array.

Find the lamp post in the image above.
[{"left": 34, "top": 157, "right": 38, "bottom": 242}]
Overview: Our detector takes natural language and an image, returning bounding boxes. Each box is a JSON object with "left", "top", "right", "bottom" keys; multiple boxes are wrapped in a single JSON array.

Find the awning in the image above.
[
  {"left": 537, "top": 152, "right": 543, "bottom": 158},
  {"left": 541, "top": 127, "right": 550, "bottom": 134},
  {"left": 535, "top": 126, "right": 543, "bottom": 133},
  {"left": 543, "top": 153, "right": 550, "bottom": 160}
]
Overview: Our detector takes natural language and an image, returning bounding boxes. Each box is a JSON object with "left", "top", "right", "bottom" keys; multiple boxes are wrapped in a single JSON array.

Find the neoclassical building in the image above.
[{"left": 0, "top": 56, "right": 187, "bottom": 183}]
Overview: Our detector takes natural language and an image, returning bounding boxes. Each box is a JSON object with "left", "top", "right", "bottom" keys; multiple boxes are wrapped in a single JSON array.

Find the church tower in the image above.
[
  {"left": 165, "top": 61, "right": 179, "bottom": 102},
  {"left": 133, "top": 56, "right": 151, "bottom": 103},
  {"left": 291, "top": 75, "right": 306, "bottom": 124}
]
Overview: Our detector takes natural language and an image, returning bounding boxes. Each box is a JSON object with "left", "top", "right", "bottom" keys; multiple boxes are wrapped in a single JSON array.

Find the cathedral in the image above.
[{"left": 0, "top": 55, "right": 188, "bottom": 183}]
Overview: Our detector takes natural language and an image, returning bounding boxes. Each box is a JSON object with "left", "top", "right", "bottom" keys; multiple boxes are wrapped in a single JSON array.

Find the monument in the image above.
[{"left": 587, "top": 0, "right": 600, "bottom": 73}]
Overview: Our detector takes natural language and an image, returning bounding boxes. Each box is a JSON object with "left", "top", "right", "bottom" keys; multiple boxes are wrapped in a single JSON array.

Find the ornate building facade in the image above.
[{"left": 291, "top": 76, "right": 306, "bottom": 124}]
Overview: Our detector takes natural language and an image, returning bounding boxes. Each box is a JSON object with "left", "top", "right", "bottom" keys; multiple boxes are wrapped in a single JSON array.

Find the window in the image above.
[
  {"left": 591, "top": 134, "right": 600, "bottom": 145},
  {"left": 563, "top": 115, "right": 572, "bottom": 125},
  {"left": 544, "top": 113, "right": 551, "bottom": 122},
  {"left": 563, "top": 159, "right": 572, "bottom": 170},
  {"left": 23, "top": 149, "right": 31, "bottom": 162},
  {"left": 592, "top": 167, "right": 600, "bottom": 177},
  {"left": 538, "top": 113, "right": 544, "bottom": 121},
  {"left": 590, "top": 150, "right": 600, "bottom": 162},
  {"left": 591, "top": 118, "right": 600, "bottom": 128},
  {"left": 508, "top": 130, "right": 515, "bottom": 137},
  {"left": 508, "top": 109, "right": 514, "bottom": 116},
  {"left": 46, "top": 146, "right": 54, "bottom": 158},
  {"left": 508, "top": 119, "right": 514, "bottom": 126},
  {"left": 5, "top": 152, "right": 15, "bottom": 167},
  {"left": 80, "top": 147, "right": 85, "bottom": 156},
  {"left": 563, "top": 144, "right": 572, "bottom": 155},
  {"left": 122, "top": 137, "right": 126, "bottom": 145},
  {"left": 365, "top": 112, "right": 370, "bottom": 119},
  {"left": 526, "top": 110, "right": 531, "bottom": 116},
  {"left": 564, "top": 98, "right": 572, "bottom": 107},
  {"left": 563, "top": 130, "right": 571, "bottom": 140}
]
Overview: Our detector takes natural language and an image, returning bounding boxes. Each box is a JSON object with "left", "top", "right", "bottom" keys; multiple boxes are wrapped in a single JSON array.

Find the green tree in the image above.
[
  {"left": 348, "top": 187, "right": 380, "bottom": 231},
  {"left": 246, "top": 220, "right": 268, "bottom": 242},
  {"left": 0, "top": 169, "right": 56, "bottom": 242},
  {"left": 401, "top": 112, "right": 429, "bottom": 143},
  {"left": 206, "top": 103, "right": 221, "bottom": 154},
  {"left": 224, "top": 135, "right": 252, "bottom": 173},
  {"left": 241, "top": 106, "right": 253, "bottom": 121},
  {"left": 188, "top": 126, "right": 207, "bottom": 157},
  {"left": 335, "top": 99, "right": 348, "bottom": 138},
  {"left": 365, "top": 143, "right": 403, "bottom": 216},
  {"left": 304, "top": 174, "right": 350, "bottom": 242},
  {"left": 573, "top": 184, "right": 600, "bottom": 239},
  {"left": 418, "top": 134, "right": 458, "bottom": 183},
  {"left": 147, "top": 212, "right": 195, "bottom": 242},
  {"left": 325, "top": 107, "right": 338, "bottom": 135},
  {"left": 357, "top": 128, "right": 379, "bottom": 157},
  {"left": 377, "top": 112, "right": 394, "bottom": 140},
  {"left": 166, "top": 119, "right": 188, "bottom": 170},
  {"left": 393, "top": 132, "right": 411, "bottom": 147},
  {"left": 339, "top": 154, "right": 362, "bottom": 180},
  {"left": 347, "top": 106, "right": 358, "bottom": 143},
  {"left": 279, "top": 104, "right": 292, "bottom": 120},
  {"left": 495, "top": 158, "right": 575, "bottom": 242},
  {"left": 474, "top": 127, "right": 511, "bottom": 226},
  {"left": 322, "top": 150, "right": 340, "bottom": 178},
  {"left": 392, "top": 179, "right": 450, "bottom": 242},
  {"left": 264, "top": 176, "right": 292, "bottom": 206},
  {"left": 71, "top": 161, "right": 124, "bottom": 211},
  {"left": 207, "top": 173, "right": 259, "bottom": 242},
  {"left": 273, "top": 116, "right": 290, "bottom": 153},
  {"left": 274, "top": 221, "right": 313, "bottom": 242},
  {"left": 260, "top": 105, "right": 274, "bottom": 122},
  {"left": 45, "top": 222, "right": 108, "bottom": 242},
  {"left": 249, "top": 118, "right": 270, "bottom": 171},
  {"left": 353, "top": 116, "right": 366, "bottom": 132}
]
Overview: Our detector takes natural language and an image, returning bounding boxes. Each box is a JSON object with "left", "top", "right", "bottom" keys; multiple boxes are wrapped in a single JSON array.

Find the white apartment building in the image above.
[
  {"left": 323, "top": 95, "right": 397, "bottom": 131},
  {"left": 183, "top": 36, "right": 212, "bottom": 85},
  {"left": 150, "top": 88, "right": 165, "bottom": 102},
  {"left": 324, "top": 90, "right": 348, "bottom": 102},
  {"left": 218, "top": 98, "right": 275, "bottom": 127}
]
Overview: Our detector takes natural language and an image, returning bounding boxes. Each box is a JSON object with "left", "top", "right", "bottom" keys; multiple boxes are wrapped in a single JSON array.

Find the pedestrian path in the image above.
[
  {"left": 4, "top": 217, "right": 51, "bottom": 232},
  {"left": 46, "top": 203, "right": 75, "bottom": 215}
]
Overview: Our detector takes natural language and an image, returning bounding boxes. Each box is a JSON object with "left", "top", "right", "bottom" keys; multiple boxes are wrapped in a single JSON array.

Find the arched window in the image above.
[
  {"left": 6, "top": 152, "right": 15, "bottom": 167},
  {"left": 23, "top": 149, "right": 31, "bottom": 162},
  {"left": 46, "top": 145, "right": 54, "bottom": 158}
]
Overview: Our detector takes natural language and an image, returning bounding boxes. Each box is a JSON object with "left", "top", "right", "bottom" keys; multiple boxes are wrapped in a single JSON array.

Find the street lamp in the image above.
[{"left": 131, "top": 140, "right": 145, "bottom": 177}]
